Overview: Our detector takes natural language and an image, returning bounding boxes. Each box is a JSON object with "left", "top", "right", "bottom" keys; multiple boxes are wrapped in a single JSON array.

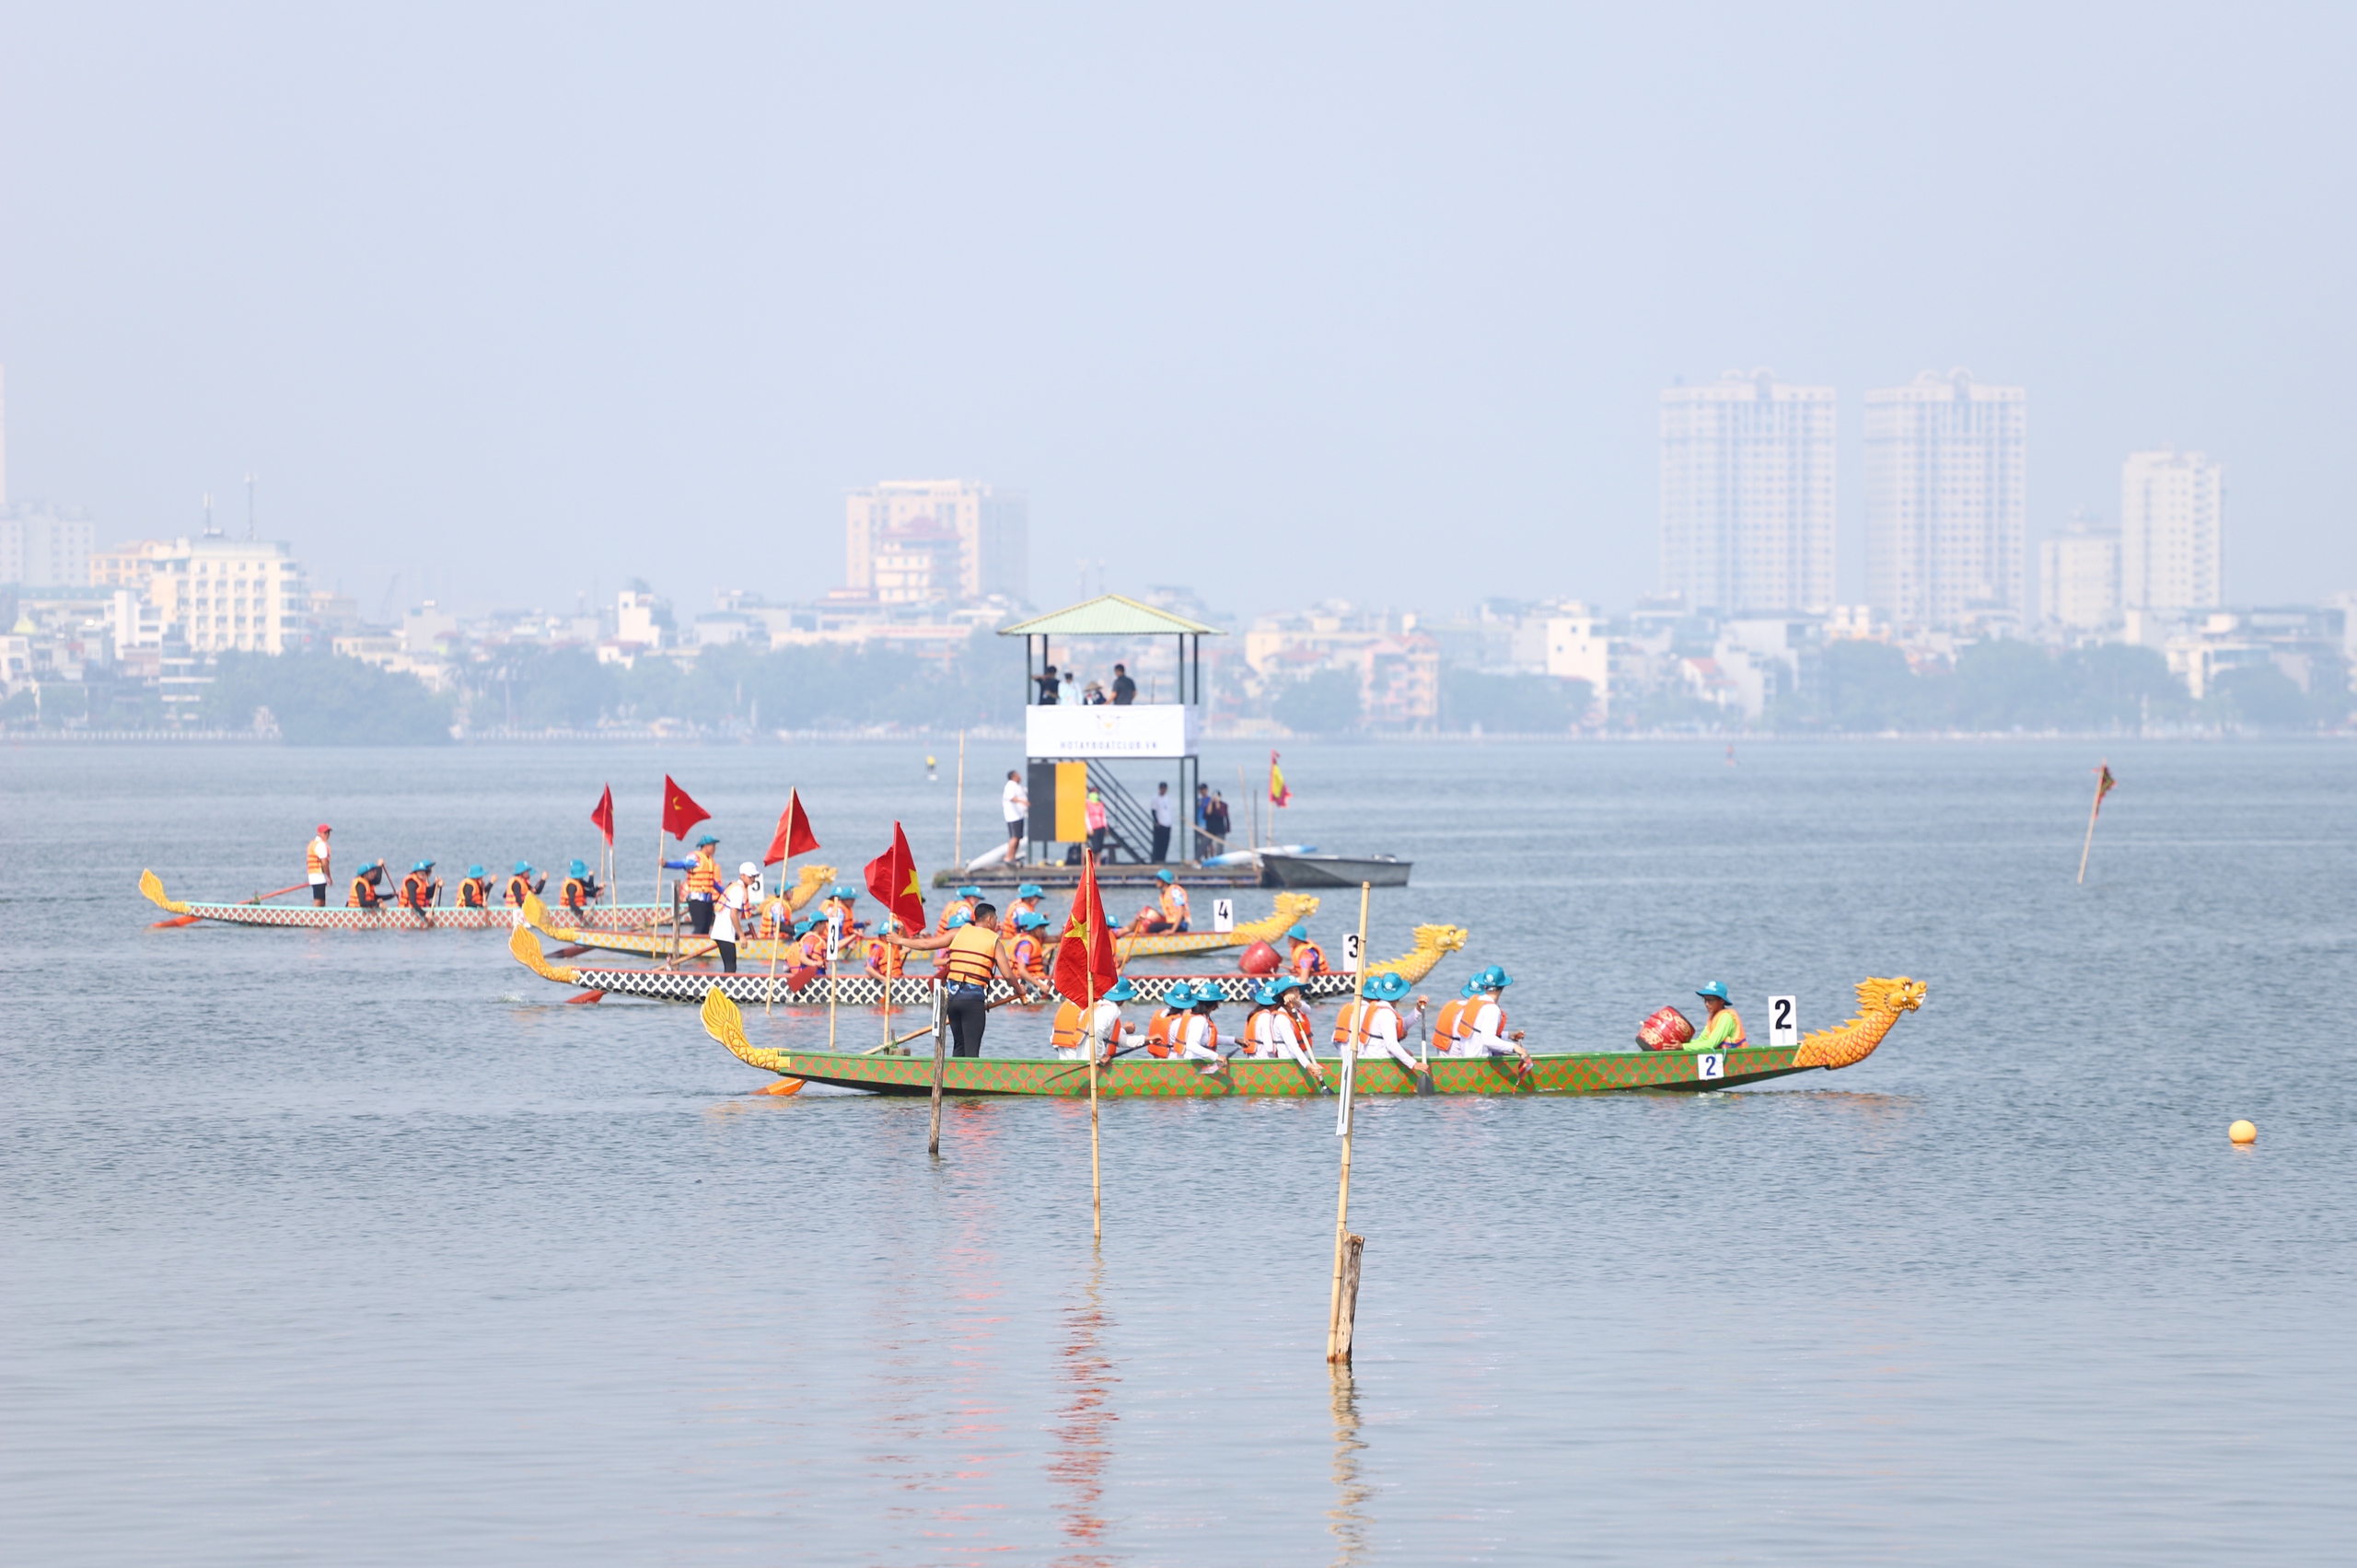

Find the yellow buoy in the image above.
[{"left": 2228, "top": 1120, "right": 2258, "bottom": 1145}]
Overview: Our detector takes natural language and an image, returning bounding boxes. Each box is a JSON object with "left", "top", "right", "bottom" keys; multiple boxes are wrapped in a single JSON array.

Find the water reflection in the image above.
[
  {"left": 1328, "top": 1367, "right": 1373, "bottom": 1566},
  {"left": 1049, "top": 1256, "right": 1120, "bottom": 1567}
]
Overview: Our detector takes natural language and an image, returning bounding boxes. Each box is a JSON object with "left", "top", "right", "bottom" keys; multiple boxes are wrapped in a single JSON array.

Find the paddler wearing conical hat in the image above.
[
  {"left": 1686, "top": 982, "right": 1746, "bottom": 1053},
  {"left": 399, "top": 859, "right": 442, "bottom": 909},
  {"left": 503, "top": 861, "right": 543, "bottom": 907},
  {"left": 1454, "top": 966, "right": 1532, "bottom": 1070},
  {"left": 1245, "top": 976, "right": 1327, "bottom": 1083}
]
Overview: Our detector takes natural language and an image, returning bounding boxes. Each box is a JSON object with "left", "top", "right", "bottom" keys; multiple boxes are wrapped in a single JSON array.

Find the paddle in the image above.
[{"left": 150, "top": 880, "right": 311, "bottom": 927}]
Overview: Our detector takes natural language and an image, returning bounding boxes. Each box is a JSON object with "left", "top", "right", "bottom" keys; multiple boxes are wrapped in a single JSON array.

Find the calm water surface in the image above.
[{"left": 3, "top": 738, "right": 2352, "bottom": 1564}]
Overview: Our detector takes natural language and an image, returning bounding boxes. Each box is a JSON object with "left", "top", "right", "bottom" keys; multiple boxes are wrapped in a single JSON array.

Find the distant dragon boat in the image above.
[
  {"left": 698, "top": 977, "right": 1926, "bottom": 1097},
  {"left": 506, "top": 920, "right": 1468, "bottom": 1005},
  {"left": 139, "top": 869, "right": 678, "bottom": 931},
  {"left": 514, "top": 889, "right": 1319, "bottom": 966}
]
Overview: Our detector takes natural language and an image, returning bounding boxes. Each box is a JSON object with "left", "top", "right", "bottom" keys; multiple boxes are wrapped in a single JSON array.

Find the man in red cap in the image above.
[{"left": 307, "top": 824, "right": 333, "bottom": 906}]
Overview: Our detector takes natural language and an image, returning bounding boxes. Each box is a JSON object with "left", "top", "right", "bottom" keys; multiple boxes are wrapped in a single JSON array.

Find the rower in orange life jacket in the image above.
[
  {"left": 791, "top": 919, "right": 831, "bottom": 970},
  {"left": 1004, "top": 912, "right": 1051, "bottom": 982},
  {"left": 1125, "top": 868, "right": 1190, "bottom": 935},
  {"left": 819, "top": 887, "right": 862, "bottom": 938},
  {"left": 1168, "top": 982, "right": 1227, "bottom": 1074},
  {"left": 347, "top": 861, "right": 389, "bottom": 909},
  {"left": 559, "top": 859, "right": 599, "bottom": 912},
  {"left": 1329, "top": 970, "right": 1424, "bottom": 1075},
  {"left": 456, "top": 865, "right": 493, "bottom": 908},
  {"left": 939, "top": 885, "right": 982, "bottom": 934},
  {"left": 1688, "top": 982, "right": 1746, "bottom": 1052},
  {"left": 1428, "top": 982, "right": 1479, "bottom": 1054},
  {"left": 503, "top": 862, "right": 543, "bottom": 907},
  {"left": 1284, "top": 924, "right": 1327, "bottom": 977},
  {"left": 399, "top": 860, "right": 442, "bottom": 910},
  {"left": 1455, "top": 965, "right": 1534, "bottom": 1071},
  {"left": 1049, "top": 977, "right": 1137, "bottom": 1062},
  {"left": 1244, "top": 975, "right": 1327, "bottom": 1080}
]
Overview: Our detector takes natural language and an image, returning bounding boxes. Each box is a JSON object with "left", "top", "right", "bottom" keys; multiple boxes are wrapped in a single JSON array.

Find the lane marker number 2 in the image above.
[
  {"left": 1769, "top": 994, "right": 1798, "bottom": 1049},
  {"left": 1696, "top": 1053, "right": 1724, "bottom": 1081}
]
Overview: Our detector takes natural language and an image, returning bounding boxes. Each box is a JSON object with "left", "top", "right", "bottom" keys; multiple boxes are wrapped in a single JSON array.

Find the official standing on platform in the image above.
[
  {"left": 1150, "top": 783, "right": 1175, "bottom": 863},
  {"left": 1003, "top": 771, "right": 1028, "bottom": 865}
]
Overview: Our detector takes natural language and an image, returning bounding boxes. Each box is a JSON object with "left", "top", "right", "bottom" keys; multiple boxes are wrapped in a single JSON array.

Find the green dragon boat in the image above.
[{"left": 699, "top": 977, "right": 1927, "bottom": 1098}]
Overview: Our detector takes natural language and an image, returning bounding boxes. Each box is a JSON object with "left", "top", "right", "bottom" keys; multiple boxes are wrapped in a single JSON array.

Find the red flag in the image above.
[
  {"left": 1053, "top": 851, "right": 1120, "bottom": 1007},
  {"left": 864, "top": 821, "right": 927, "bottom": 935},
  {"left": 590, "top": 784, "right": 615, "bottom": 848},
  {"left": 764, "top": 788, "right": 820, "bottom": 865},
  {"left": 661, "top": 775, "right": 710, "bottom": 841},
  {"left": 1269, "top": 749, "right": 1292, "bottom": 807},
  {"left": 2093, "top": 763, "right": 2119, "bottom": 818}
]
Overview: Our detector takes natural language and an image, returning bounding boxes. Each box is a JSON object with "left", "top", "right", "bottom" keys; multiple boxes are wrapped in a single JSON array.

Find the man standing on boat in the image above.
[
  {"left": 1456, "top": 967, "right": 1533, "bottom": 1071},
  {"left": 886, "top": 902, "right": 1043, "bottom": 1057},
  {"left": 663, "top": 834, "right": 723, "bottom": 937},
  {"left": 713, "top": 863, "right": 760, "bottom": 974},
  {"left": 1686, "top": 982, "right": 1746, "bottom": 1053},
  {"left": 307, "top": 824, "right": 332, "bottom": 906}
]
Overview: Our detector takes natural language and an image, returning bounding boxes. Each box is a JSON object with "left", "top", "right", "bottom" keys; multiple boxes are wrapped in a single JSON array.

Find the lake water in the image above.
[{"left": 4, "top": 738, "right": 2352, "bottom": 1564}]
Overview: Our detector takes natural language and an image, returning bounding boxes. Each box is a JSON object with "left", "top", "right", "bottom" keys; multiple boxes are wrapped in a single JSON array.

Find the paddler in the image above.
[
  {"left": 663, "top": 834, "right": 724, "bottom": 937},
  {"left": 1456, "top": 966, "right": 1534, "bottom": 1071},
  {"left": 819, "top": 885, "right": 862, "bottom": 937},
  {"left": 1050, "top": 976, "right": 1137, "bottom": 1062},
  {"left": 399, "top": 860, "right": 442, "bottom": 910},
  {"left": 1687, "top": 982, "right": 1747, "bottom": 1053},
  {"left": 1170, "top": 981, "right": 1228, "bottom": 1074},
  {"left": 1009, "top": 883, "right": 1047, "bottom": 923},
  {"left": 1267, "top": 976, "right": 1329, "bottom": 1081},
  {"left": 347, "top": 859, "right": 389, "bottom": 909},
  {"left": 1331, "top": 970, "right": 1423, "bottom": 1075},
  {"left": 1428, "top": 981, "right": 1479, "bottom": 1054},
  {"left": 885, "top": 901, "right": 1043, "bottom": 1057},
  {"left": 307, "top": 823, "right": 332, "bottom": 905},
  {"left": 712, "top": 863, "right": 761, "bottom": 973},
  {"left": 939, "top": 884, "right": 982, "bottom": 933},
  {"left": 503, "top": 861, "right": 543, "bottom": 907},
  {"left": 559, "top": 859, "right": 600, "bottom": 912},
  {"left": 1124, "top": 867, "right": 1190, "bottom": 935},
  {"left": 1004, "top": 911, "right": 1051, "bottom": 986},
  {"left": 1240, "top": 977, "right": 1327, "bottom": 1082},
  {"left": 1285, "top": 925, "right": 1327, "bottom": 977},
  {"left": 793, "top": 916, "right": 830, "bottom": 972},
  {"left": 456, "top": 865, "right": 493, "bottom": 908}
]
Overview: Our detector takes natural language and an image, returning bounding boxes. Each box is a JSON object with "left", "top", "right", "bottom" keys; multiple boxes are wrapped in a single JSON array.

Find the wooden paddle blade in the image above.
[
  {"left": 754, "top": 1078, "right": 806, "bottom": 1096},
  {"left": 149, "top": 914, "right": 203, "bottom": 929},
  {"left": 564, "top": 991, "right": 604, "bottom": 1005}
]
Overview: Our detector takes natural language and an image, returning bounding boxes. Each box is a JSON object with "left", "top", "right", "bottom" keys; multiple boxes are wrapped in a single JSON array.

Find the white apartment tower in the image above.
[
  {"left": 2039, "top": 511, "right": 2121, "bottom": 633},
  {"left": 1659, "top": 371, "right": 1837, "bottom": 615},
  {"left": 1865, "top": 369, "right": 2027, "bottom": 630},
  {"left": 2120, "top": 448, "right": 2223, "bottom": 611},
  {"left": 844, "top": 481, "right": 1028, "bottom": 603}
]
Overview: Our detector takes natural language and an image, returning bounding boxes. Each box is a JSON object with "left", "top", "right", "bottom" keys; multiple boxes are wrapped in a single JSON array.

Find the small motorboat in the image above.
[{"left": 1257, "top": 853, "right": 1411, "bottom": 889}]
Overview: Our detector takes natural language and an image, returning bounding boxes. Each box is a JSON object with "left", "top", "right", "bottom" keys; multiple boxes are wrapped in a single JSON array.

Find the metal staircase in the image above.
[{"left": 1084, "top": 765, "right": 1164, "bottom": 865}]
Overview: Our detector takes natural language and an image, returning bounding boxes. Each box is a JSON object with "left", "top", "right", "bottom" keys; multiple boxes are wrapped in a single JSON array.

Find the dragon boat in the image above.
[
  {"left": 140, "top": 869, "right": 674, "bottom": 931},
  {"left": 698, "top": 977, "right": 1925, "bottom": 1098},
  {"left": 516, "top": 888, "right": 1318, "bottom": 967},
  {"left": 506, "top": 920, "right": 1467, "bottom": 1005}
]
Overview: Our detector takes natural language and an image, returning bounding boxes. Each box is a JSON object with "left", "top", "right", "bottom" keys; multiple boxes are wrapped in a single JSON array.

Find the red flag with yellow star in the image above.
[
  {"left": 1053, "top": 850, "right": 1120, "bottom": 1008},
  {"left": 864, "top": 821, "right": 926, "bottom": 935},
  {"left": 660, "top": 775, "right": 710, "bottom": 842}
]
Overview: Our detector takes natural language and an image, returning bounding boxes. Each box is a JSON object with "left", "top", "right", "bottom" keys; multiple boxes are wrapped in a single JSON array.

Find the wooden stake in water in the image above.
[
  {"left": 826, "top": 907, "right": 841, "bottom": 1051},
  {"left": 927, "top": 981, "right": 948, "bottom": 1156},
  {"left": 2077, "top": 758, "right": 2116, "bottom": 886},
  {"left": 1088, "top": 962, "right": 1102, "bottom": 1244},
  {"left": 1326, "top": 880, "right": 1373, "bottom": 1363}
]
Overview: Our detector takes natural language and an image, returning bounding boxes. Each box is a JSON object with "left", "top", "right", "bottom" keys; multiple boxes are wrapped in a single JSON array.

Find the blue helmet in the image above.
[
  {"left": 946, "top": 911, "right": 970, "bottom": 929},
  {"left": 1190, "top": 984, "right": 1224, "bottom": 1008},
  {"left": 467, "top": 864, "right": 485, "bottom": 878},
  {"left": 568, "top": 859, "right": 587, "bottom": 877},
  {"left": 1364, "top": 970, "right": 1411, "bottom": 1003},
  {"left": 957, "top": 884, "right": 983, "bottom": 899},
  {"left": 1016, "top": 883, "right": 1045, "bottom": 900},
  {"left": 1016, "top": 911, "right": 1047, "bottom": 931},
  {"left": 1478, "top": 965, "right": 1514, "bottom": 991},
  {"left": 1161, "top": 981, "right": 1196, "bottom": 1008},
  {"left": 513, "top": 860, "right": 532, "bottom": 875},
  {"left": 832, "top": 886, "right": 859, "bottom": 901},
  {"left": 1695, "top": 981, "right": 1731, "bottom": 1003},
  {"left": 1102, "top": 979, "right": 1137, "bottom": 1003},
  {"left": 1460, "top": 980, "right": 1481, "bottom": 998},
  {"left": 1287, "top": 925, "right": 1312, "bottom": 942},
  {"left": 412, "top": 860, "right": 432, "bottom": 872}
]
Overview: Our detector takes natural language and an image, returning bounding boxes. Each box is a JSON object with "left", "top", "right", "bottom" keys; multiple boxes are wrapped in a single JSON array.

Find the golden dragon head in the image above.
[{"left": 1857, "top": 977, "right": 1927, "bottom": 1016}]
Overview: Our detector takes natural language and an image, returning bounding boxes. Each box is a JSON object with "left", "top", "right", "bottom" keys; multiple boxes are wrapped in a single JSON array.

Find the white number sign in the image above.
[
  {"left": 1211, "top": 897, "right": 1236, "bottom": 934},
  {"left": 1341, "top": 931, "right": 1362, "bottom": 973},
  {"left": 827, "top": 908, "right": 845, "bottom": 960},
  {"left": 1768, "top": 994, "right": 1797, "bottom": 1049},
  {"left": 1696, "top": 1052, "right": 1724, "bottom": 1082}
]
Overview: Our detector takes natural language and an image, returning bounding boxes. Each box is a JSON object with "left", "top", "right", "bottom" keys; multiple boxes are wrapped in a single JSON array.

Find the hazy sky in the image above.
[{"left": 3, "top": 2, "right": 2351, "bottom": 623}]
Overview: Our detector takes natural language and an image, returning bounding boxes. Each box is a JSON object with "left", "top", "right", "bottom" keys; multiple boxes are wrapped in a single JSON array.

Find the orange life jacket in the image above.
[
  {"left": 1051, "top": 1000, "right": 1086, "bottom": 1050},
  {"left": 683, "top": 849, "right": 721, "bottom": 899},
  {"left": 1180, "top": 1014, "right": 1218, "bottom": 1053},
  {"left": 1330, "top": 999, "right": 1401, "bottom": 1047},
  {"left": 796, "top": 930, "right": 830, "bottom": 966},
  {"left": 939, "top": 897, "right": 975, "bottom": 933},
  {"left": 1462, "top": 998, "right": 1508, "bottom": 1041},
  {"left": 1008, "top": 935, "right": 1043, "bottom": 976},
  {"left": 307, "top": 838, "right": 331, "bottom": 877},
  {"left": 1290, "top": 942, "right": 1326, "bottom": 976},
  {"left": 1160, "top": 884, "right": 1188, "bottom": 924},
  {"left": 1242, "top": 1005, "right": 1275, "bottom": 1051},
  {"left": 458, "top": 877, "right": 490, "bottom": 908},
  {"left": 348, "top": 874, "right": 379, "bottom": 908},
  {"left": 1432, "top": 996, "right": 1471, "bottom": 1051},
  {"left": 504, "top": 875, "right": 532, "bottom": 907},
  {"left": 1144, "top": 1008, "right": 1177, "bottom": 1057},
  {"left": 561, "top": 877, "right": 589, "bottom": 908},
  {"left": 942, "top": 924, "right": 1002, "bottom": 986},
  {"left": 400, "top": 873, "right": 432, "bottom": 909}
]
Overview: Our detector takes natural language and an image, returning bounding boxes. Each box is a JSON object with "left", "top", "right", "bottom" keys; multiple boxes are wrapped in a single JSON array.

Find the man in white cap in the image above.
[{"left": 714, "top": 862, "right": 761, "bottom": 973}]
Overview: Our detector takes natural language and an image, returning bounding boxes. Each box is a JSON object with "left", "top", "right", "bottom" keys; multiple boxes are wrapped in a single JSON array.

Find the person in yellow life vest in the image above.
[
  {"left": 1284, "top": 924, "right": 1327, "bottom": 977},
  {"left": 1457, "top": 966, "right": 1534, "bottom": 1072},
  {"left": 662, "top": 834, "right": 724, "bottom": 936},
  {"left": 1688, "top": 982, "right": 1746, "bottom": 1052},
  {"left": 347, "top": 860, "right": 389, "bottom": 909},
  {"left": 399, "top": 860, "right": 442, "bottom": 910},
  {"left": 503, "top": 862, "right": 543, "bottom": 907},
  {"left": 886, "top": 901, "right": 1042, "bottom": 1057},
  {"left": 1331, "top": 970, "right": 1424, "bottom": 1075},
  {"left": 938, "top": 884, "right": 981, "bottom": 934},
  {"left": 1124, "top": 868, "right": 1190, "bottom": 935},
  {"left": 560, "top": 859, "right": 600, "bottom": 912},
  {"left": 1049, "top": 977, "right": 1136, "bottom": 1062},
  {"left": 1004, "top": 911, "right": 1051, "bottom": 983},
  {"left": 1428, "top": 981, "right": 1480, "bottom": 1054},
  {"left": 307, "top": 823, "right": 333, "bottom": 905}
]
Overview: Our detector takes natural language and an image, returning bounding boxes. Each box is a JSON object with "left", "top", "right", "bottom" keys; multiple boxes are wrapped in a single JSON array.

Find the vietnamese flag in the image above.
[
  {"left": 661, "top": 775, "right": 710, "bottom": 841},
  {"left": 1269, "top": 750, "right": 1292, "bottom": 808},
  {"left": 764, "top": 788, "right": 820, "bottom": 865},
  {"left": 590, "top": 784, "right": 615, "bottom": 848},
  {"left": 864, "top": 821, "right": 926, "bottom": 935},
  {"left": 1053, "top": 851, "right": 1120, "bottom": 1007}
]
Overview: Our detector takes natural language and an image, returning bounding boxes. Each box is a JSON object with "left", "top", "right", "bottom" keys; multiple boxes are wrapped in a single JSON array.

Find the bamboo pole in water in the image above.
[
  {"left": 927, "top": 981, "right": 948, "bottom": 1156},
  {"left": 1327, "top": 881, "right": 1372, "bottom": 1363}
]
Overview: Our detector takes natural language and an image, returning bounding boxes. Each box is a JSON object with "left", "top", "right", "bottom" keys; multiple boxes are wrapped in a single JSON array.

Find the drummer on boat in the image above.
[
  {"left": 456, "top": 865, "right": 493, "bottom": 908},
  {"left": 307, "top": 823, "right": 332, "bottom": 906},
  {"left": 1686, "top": 982, "right": 1746, "bottom": 1053},
  {"left": 1124, "top": 868, "right": 1190, "bottom": 935}
]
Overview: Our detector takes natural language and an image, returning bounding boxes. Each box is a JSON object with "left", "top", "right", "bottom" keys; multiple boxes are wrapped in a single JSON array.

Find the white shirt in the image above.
[
  {"left": 1003, "top": 779, "right": 1028, "bottom": 822},
  {"left": 1084, "top": 999, "right": 1127, "bottom": 1051},
  {"left": 1460, "top": 998, "right": 1511, "bottom": 1049},
  {"left": 1152, "top": 794, "right": 1176, "bottom": 828},
  {"left": 308, "top": 837, "right": 331, "bottom": 884},
  {"left": 715, "top": 878, "right": 757, "bottom": 944}
]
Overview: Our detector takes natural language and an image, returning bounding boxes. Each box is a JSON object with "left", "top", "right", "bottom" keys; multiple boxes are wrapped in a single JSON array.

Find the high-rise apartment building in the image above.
[
  {"left": 844, "top": 481, "right": 1028, "bottom": 604},
  {"left": 1659, "top": 371, "right": 1836, "bottom": 615},
  {"left": 114, "top": 536, "right": 310, "bottom": 654},
  {"left": 1865, "top": 369, "right": 2027, "bottom": 630},
  {"left": 2120, "top": 448, "right": 2223, "bottom": 611},
  {"left": 2039, "top": 511, "right": 2121, "bottom": 633},
  {"left": 0, "top": 505, "right": 95, "bottom": 587}
]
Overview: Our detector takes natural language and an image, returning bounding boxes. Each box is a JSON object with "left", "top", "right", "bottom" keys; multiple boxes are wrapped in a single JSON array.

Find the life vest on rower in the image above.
[
  {"left": 348, "top": 873, "right": 379, "bottom": 908},
  {"left": 1051, "top": 1000, "right": 1086, "bottom": 1051},
  {"left": 457, "top": 876, "right": 490, "bottom": 908},
  {"left": 1179, "top": 1014, "right": 1218, "bottom": 1053},
  {"left": 504, "top": 874, "right": 532, "bottom": 907},
  {"left": 1330, "top": 998, "right": 1401, "bottom": 1046},
  {"left": 938, "top": 896, "right": 976, "bottom": 933},
  {"left": 1159, "top": 884, "right": 1188, "bottom": 926},
  {"left": 1007, "top": 934, "right": 1043, "bottom": 976},
  {"left": 1290, "top": 942, "right": 1326, "bottom": 977},
  {"left": 683, "top": 849, "right": 721, "bottom": 900},
  {"left": 561, "top": 877, "right": 589, "bottom": 908},
  {"left": 942, "top": 923, "right": 1001, "bottom": 986},
  {"left": 1241, "top": 1004, "right": 1275, "bottom": 1051},
  {"left": 1431, "top": 996, "right": 1471, "bottom": 1052},
  {"left": 795, "top": 929, "right": 830, "bottom": 966},
  {"left": 1144, "top": 1008, "right": 1178, "bottom": 1057},
  {"left": 400, "top": 871, "right": 431, "bottom": 909}
]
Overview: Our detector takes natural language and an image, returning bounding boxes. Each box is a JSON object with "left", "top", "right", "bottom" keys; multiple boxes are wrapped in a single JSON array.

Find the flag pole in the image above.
[
  {"left": 1327, "top": 880, "right": 1372, "bottom": 1364},
  {"left": 1086, "top": 853, "right": 1103, "bottom": 1244},
  {"left": 765, "top": 876, "right": 784, "bottom": 1017},
  {"left": 827, "top": 907, "right": 840, "bottom": 1051},
  {"left": 2077, "top": 758, "right": 2108, "bottom": 886},
  {"left": 955, "top": 729, "right": 966, "bottom": 869}
]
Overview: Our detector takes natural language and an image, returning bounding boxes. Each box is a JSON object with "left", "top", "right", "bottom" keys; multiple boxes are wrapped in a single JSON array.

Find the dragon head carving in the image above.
[{"left": 1859, "top": 976, "right": 1927, "bottom": 1016}]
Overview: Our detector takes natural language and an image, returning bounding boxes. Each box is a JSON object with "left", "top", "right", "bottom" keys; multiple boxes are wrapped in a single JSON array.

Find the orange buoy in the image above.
[{"left": 2228, "top": 1120, "right": 2257, "bottom": 1145}]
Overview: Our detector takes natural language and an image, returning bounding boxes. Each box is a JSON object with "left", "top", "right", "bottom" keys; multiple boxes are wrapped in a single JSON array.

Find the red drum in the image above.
[{"left": 1636, "top": 1005, "right": 1695, "bottom": 1051}]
